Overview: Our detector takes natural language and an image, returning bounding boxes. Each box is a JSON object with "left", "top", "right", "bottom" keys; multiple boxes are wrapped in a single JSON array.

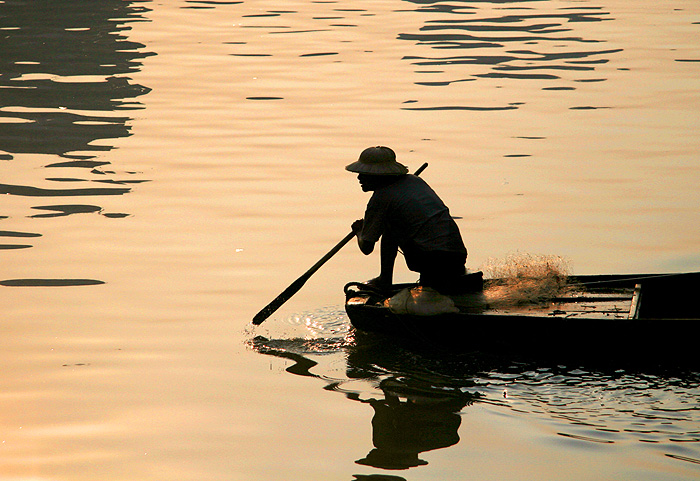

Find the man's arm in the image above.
[
  {"left": 352, "top": 218, "right": 396, "bottom": 290},
  {"left": 352, "top": 219, "right": 375, "bottom": 255}
]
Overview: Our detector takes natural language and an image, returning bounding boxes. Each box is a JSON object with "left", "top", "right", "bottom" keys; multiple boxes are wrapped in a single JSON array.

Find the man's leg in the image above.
[
  {"left": 378, "top": 235, "right": 399, "bottom": 286},
  {"left": 419, "top": 251, "right": 466, "bottom": 294}
]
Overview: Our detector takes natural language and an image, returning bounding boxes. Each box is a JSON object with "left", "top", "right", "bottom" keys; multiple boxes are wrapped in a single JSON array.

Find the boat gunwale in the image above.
[{"left": 344, "top": 271, "right": 700, "bottom": 324}]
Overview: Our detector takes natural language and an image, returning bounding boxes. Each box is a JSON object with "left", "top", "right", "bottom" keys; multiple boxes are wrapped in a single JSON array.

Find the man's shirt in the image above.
[{"left": 360, "top": 175, "right": 467, "bottom": 257}]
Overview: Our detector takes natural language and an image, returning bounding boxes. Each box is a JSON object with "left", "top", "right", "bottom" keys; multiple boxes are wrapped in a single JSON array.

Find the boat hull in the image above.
[{"left": 344, "top": 272, "right": 700, "bottom": 366}]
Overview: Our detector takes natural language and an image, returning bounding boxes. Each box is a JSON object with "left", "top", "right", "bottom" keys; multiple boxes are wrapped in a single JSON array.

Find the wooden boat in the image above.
[{"left": 344, "top": 271, "right": 700, "bottom": 366}]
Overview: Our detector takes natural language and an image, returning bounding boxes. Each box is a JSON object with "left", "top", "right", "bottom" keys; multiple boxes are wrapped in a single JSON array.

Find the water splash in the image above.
[
  {"left": 480, "top": 252, "right": 571, "bottom": 307},
  {"left": 249, "top": 305, "right": 353, "bottom": 347}
]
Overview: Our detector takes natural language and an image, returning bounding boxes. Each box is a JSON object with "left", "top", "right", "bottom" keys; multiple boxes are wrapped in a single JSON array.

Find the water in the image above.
[{"left": 1, "top": 0, "right": 699, "bottom": 479}]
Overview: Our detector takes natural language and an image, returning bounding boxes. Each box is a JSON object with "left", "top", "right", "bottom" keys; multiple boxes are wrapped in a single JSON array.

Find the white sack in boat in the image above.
[{"left": 388, "top": 286, "right": 459, "bottom": 316}]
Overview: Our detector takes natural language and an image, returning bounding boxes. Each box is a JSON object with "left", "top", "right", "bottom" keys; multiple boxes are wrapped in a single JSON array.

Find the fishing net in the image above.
[
  {"left": 480, "top": 253, "right": 571, "bottom": 307},
  {"left": 387, "top": 286, "right": 460, "bottom": 316}
]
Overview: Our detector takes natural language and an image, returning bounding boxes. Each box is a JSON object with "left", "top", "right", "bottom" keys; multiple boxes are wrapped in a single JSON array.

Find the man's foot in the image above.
[{"left": 364, "top": 276, "right": 392, "bottom": 292}]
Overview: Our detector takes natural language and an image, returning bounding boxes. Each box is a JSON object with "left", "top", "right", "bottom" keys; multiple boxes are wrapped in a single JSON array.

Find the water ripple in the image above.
[
  {"left": 0, "top": 183, "right": 131, "bottom": 197},
  {"left": 0, "top": 278, "right": 105, "bottom": 287},
  {"left": 0, "top": 1, "right": 153, "bottom": 286},
  {"left": 398, "top": 0, "right": 623, "bottom": 109}
]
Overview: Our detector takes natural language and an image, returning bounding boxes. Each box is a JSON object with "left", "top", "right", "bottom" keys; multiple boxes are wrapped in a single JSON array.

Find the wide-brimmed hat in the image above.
[{"left": 345, "top": 146, "right": 409, "bottom": 175}]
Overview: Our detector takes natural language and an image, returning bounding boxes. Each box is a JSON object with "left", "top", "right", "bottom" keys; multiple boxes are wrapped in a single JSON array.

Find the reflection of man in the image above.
[
  {"left": 355, "top": 378, "right": 471, "bottom": 470},
  {"left": 247, "top": 337, "right": 479, "bottom": 472}
]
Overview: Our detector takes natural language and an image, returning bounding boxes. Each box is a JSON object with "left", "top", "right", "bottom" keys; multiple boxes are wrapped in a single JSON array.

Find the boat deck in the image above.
[
  {"left": 471, "top": 290, "right": 638, "bottom": 320},
  {"left": 346, "top": 290, "right": 638, "bottom": 321}
]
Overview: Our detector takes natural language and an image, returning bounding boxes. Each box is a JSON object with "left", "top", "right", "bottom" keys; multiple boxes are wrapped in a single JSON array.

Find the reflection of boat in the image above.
[
  {"left": 344, "top": 272, "right": 700, "bottom": 365},
  {"left": 249, "top": 332, "right": 700, "bottom": 477},
  {"left": 248, "top": 335, "right": 481, "bottom": 471}
]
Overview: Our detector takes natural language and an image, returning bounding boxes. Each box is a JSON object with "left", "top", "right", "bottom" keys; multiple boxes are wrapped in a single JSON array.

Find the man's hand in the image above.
[{"left": 351, "top": 218, "right": 364, "bottom": 234}]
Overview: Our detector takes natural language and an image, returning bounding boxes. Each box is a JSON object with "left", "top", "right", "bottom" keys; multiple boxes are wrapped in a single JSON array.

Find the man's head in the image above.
[
  {"left": 345, "top": 146, "right": 408, "bottom": 176},
  {"left": 357, "top": 173, "right": 401, "bottom": 191}
]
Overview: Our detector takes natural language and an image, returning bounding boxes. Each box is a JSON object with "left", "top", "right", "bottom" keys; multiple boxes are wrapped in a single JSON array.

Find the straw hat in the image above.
[{"left": 345, "top": 146, "right": 409, "bottom": 175}]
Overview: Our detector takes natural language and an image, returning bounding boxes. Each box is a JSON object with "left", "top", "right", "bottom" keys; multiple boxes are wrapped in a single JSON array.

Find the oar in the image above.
[{"left": 252, "top": 162, "right": 428, "bottom": 325}]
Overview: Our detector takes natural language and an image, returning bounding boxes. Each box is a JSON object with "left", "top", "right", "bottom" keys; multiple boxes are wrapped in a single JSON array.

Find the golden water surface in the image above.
[{"left": 1, "top": 1, "right": 699, "bottom": 480}]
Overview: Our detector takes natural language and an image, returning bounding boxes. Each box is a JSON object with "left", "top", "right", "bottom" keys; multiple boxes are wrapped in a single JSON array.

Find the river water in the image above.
[{"left": 1, "top": 1, "right": 699, "bottom": 480}]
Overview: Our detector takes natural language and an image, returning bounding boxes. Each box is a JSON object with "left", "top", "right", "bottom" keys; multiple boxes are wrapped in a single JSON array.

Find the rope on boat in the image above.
[{"left": 343, "top": 281, "right": 397, "bottom": 298}]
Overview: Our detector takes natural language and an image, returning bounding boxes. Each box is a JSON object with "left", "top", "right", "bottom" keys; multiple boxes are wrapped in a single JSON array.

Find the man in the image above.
[{"left": 348, "top": 146, "right": 468, "bottom": 294}]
